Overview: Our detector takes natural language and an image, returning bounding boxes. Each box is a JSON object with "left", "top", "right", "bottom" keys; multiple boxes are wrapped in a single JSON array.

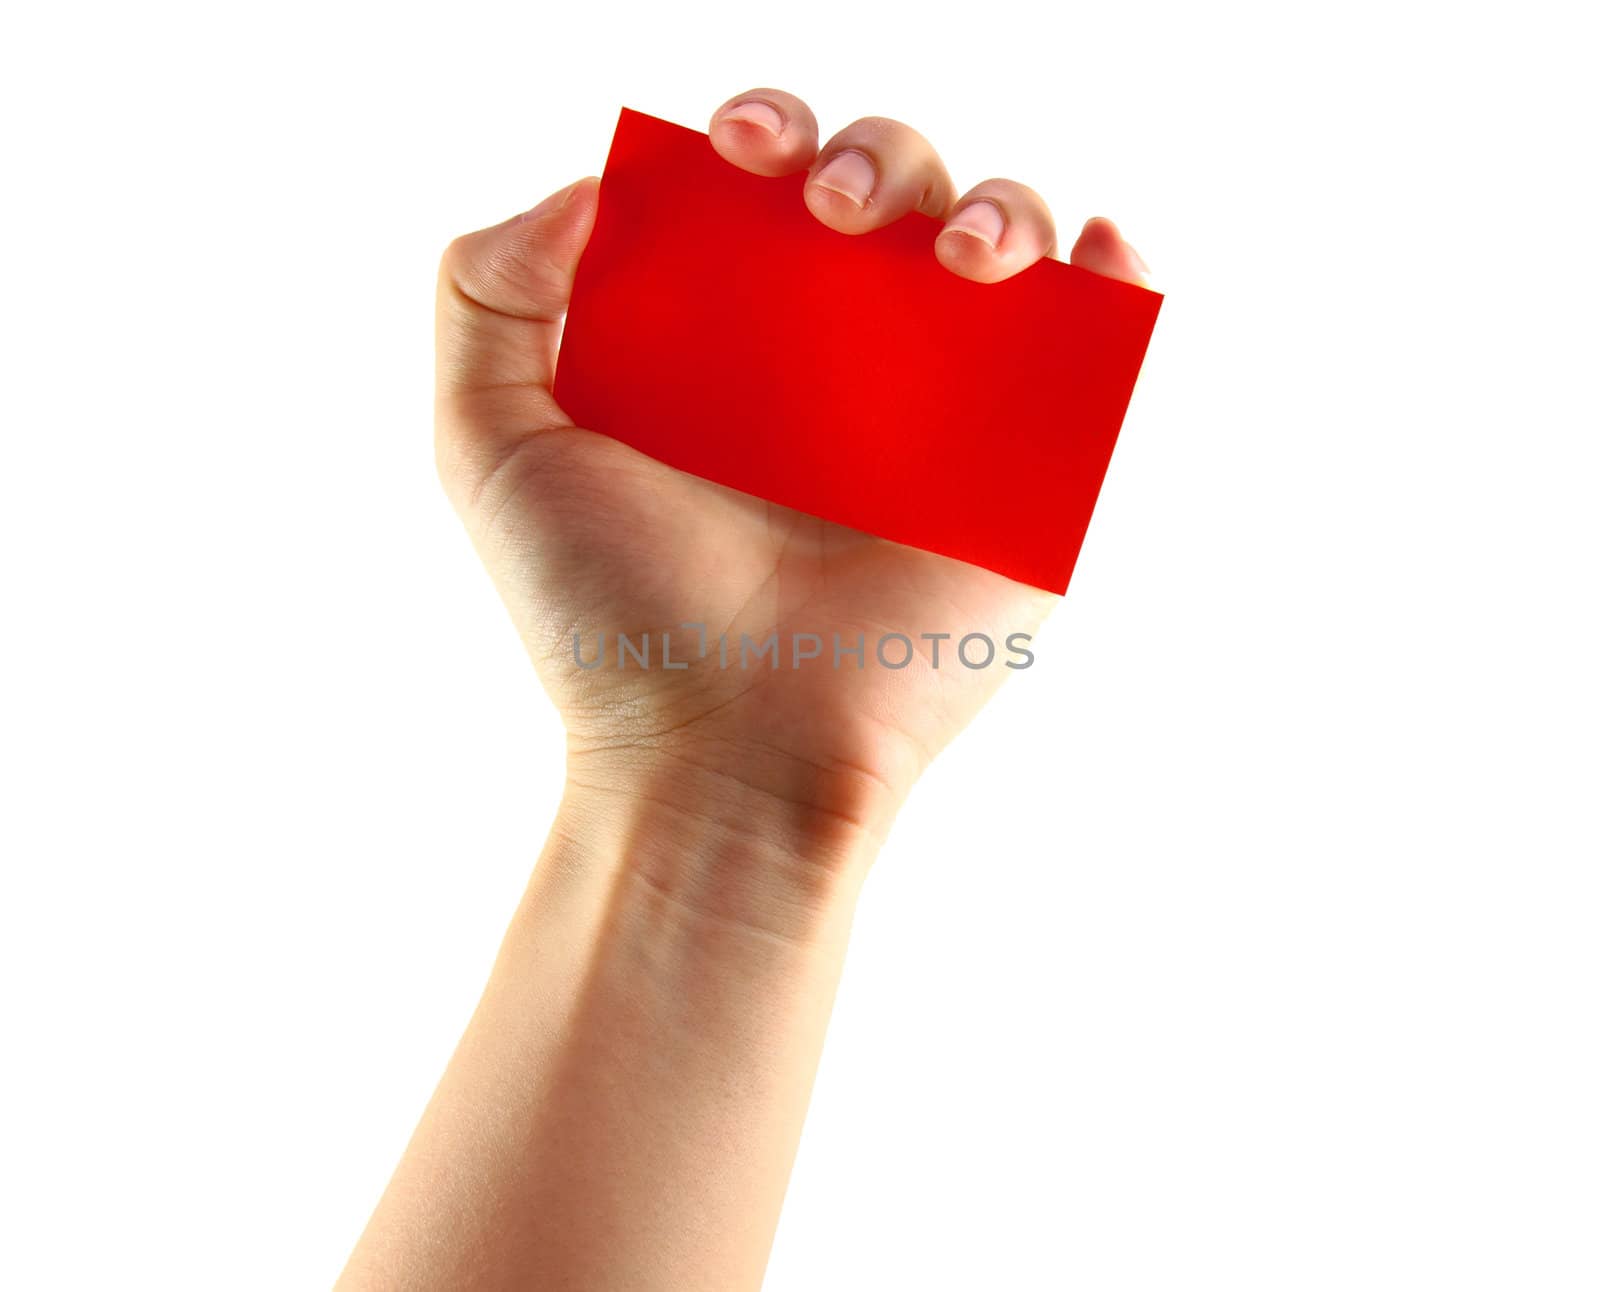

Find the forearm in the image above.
[{"left": 338, "top": 756, "right": 881, "bottom": 1291}]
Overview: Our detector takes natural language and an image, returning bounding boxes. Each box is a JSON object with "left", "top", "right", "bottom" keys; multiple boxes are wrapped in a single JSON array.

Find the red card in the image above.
[{"left": 553, "top": 108, "right": 1162, "bottom": 594}]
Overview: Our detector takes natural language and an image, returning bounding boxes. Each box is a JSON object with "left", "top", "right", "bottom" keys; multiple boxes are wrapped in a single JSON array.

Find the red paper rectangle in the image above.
[{"left": 553, "top": 108, "right": 1162, "bottom": 594}]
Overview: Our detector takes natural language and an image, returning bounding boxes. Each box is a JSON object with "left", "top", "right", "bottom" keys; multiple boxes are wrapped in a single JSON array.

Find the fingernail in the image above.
[
  {"left": 811, "top": 151, "right": 876, "bottom": 207},
  {"left": 943, "top": 200, "right": 1005, "bottom": 251},
  {"left": 522, "top": 182, "right": 578, "bottom": 223},
  {"left": 722, "top": 101, "right": 784, "bottom": 137},
  {"left": 1127, "top": 240, "right": 1151, "bottom": 276}
]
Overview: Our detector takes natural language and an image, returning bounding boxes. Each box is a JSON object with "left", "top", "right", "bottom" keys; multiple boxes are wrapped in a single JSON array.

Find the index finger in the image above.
[{"left": 708, "top": 88, "right": 821, "bottom": 176}]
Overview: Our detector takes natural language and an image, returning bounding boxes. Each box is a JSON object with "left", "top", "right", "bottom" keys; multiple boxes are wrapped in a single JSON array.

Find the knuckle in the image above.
[
  {"left": 848, "top": 115, "right": 910, "bottom": 136},
  {"left": 439, "top": 234, "right": 488, "bottom": 304},
  {"left": 439, "top": 232, "right": 473, "bottom": 278}
]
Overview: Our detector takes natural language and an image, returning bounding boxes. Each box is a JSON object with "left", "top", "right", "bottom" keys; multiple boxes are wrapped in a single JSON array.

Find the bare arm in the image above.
[
  {"left": 339, "top": 83, "right": 1148, "bottom": 1290},
  {"left": 339, "top": 761, "right": 875, "bottom": 1289}
]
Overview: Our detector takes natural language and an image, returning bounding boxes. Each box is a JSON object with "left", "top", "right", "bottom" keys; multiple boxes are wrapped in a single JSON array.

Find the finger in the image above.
[
  {"left": 709, "top": 88, "right": 820, "bottom": 177},
  {"left": 1067, "top": 216, "right": 1153, "bottom": 288},
  {"left": 437, "top": 177, "right": 598, "bottom": 397},
  {"left": 934, "top": 179, "right": 1058, "bottom": 284},
  {"left": 435, "top": 176, "right": 599, "bottom": 505},
  {"left": 803, "top": 117, "right": 958, "bottom": 234}
]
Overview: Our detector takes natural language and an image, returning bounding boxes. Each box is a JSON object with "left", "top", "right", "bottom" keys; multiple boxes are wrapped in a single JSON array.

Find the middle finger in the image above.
[{"left": 803, "top": 117, "right": 958, "bottom": 235}]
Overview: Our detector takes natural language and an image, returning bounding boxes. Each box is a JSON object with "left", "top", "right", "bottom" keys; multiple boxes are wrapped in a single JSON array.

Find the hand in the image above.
[
  {"left": 436, "top": 87, "right": 1151, "bottom": 870},
  {"left": 346, "top": 91, "right": 1156, "bottom": 1288}
]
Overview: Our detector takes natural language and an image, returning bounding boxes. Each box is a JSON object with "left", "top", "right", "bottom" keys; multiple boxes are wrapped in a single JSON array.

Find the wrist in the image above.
[{"left": 556, "top": 736, "right": 901, "bottom": 944}]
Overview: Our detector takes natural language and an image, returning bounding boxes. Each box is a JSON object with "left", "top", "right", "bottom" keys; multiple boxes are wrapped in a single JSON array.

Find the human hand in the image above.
[
  {"left": 346, "top": 90, "right": 1156, "bottom": 1287},
  {"left": 435, "top": 87, "right": 1152, "bottom": 867}
]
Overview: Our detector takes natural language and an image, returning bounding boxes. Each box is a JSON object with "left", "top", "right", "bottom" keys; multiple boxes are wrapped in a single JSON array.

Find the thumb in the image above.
[{"left": 435, "top": 177, "right": 599, "bottom": 504}]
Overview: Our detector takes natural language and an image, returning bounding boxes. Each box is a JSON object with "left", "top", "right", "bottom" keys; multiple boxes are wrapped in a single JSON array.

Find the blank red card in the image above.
[{"left": 552, "top": 108, "right": 1162, "bottom": 593}]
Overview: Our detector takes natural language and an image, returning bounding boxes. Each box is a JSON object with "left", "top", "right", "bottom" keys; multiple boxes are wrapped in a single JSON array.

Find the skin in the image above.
[{"left": 340, "top": 86, "right": 1151, "bottom": 1290}]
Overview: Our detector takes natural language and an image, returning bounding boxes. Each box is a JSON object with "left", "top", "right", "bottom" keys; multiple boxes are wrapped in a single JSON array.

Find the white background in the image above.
[{"left": 2, "top": 1, "right": 1596, "bottom": 1288}]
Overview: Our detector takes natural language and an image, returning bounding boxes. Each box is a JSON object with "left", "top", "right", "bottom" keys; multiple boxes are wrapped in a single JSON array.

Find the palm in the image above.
[{"left": 476, "top": 426, "right": 1053, "bottom": 793}]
